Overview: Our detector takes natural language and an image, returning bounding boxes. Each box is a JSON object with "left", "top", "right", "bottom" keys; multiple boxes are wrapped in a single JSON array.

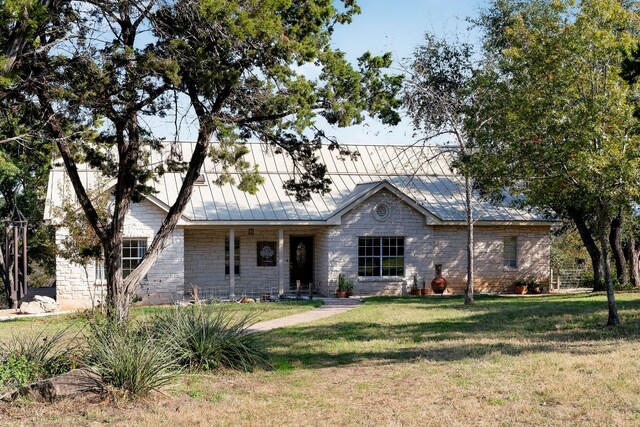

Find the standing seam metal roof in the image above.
[{"left": 45, "top": 142, "right": 548, "bottom": 224}]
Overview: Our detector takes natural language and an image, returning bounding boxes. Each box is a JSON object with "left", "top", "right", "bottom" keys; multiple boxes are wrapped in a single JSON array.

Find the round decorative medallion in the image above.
[{"left": 373, "top": 202, "right": 391, "bottom": 222}]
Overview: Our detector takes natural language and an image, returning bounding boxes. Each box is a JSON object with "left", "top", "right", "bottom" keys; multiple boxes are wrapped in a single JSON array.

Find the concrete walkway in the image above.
[{"left": 246, "top": 298, "right": 362, "bottom": 334}]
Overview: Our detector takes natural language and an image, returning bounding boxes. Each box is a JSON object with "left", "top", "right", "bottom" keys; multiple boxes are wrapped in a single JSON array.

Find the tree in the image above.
[
  {"left": 0, "top": 0, "right": 71, "bottom": 305},
  {"left": 469, "top": 0, "right": 640, "bottom": 325},
  {"left": 15, "top": 0, "right": 402, "bottom": 323},
  {"left": 403, "top": 34, "right": 482, "bottom": 305}
]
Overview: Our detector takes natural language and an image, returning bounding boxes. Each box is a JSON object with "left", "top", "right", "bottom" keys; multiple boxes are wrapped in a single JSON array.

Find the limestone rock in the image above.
[
  {"left": 34, "top": 295, "right": 57, "bottom": 312},
  {"left": 19, "top": 295, "right": 58, "bottom": 314},
  {"left": 4, "top": 368, "right": 104, "bottom": 403},
  {"left": 18, "top": 301, "right": 46, "bottom": 314}
]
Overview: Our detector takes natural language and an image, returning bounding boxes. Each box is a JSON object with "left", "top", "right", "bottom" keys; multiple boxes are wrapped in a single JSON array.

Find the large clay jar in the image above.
[{"left": 431, "top": 277, "right": 448, "bottom": 294}]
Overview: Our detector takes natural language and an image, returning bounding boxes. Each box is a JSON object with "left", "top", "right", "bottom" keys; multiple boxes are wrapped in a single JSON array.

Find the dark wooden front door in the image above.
[{"left": 289, "top": 236, "right": 313, "bottom": 290}]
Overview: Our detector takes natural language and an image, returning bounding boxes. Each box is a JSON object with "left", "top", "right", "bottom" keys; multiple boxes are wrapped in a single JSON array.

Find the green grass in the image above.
[
  {"left": 265, "top": 293, "right": 640, "bottom": 368},
  {"left": 2, "top": 293, "right": 640, "bottom": 426},
  {"left": 0, "top": 300, "right": 321, "bottom": 344}
]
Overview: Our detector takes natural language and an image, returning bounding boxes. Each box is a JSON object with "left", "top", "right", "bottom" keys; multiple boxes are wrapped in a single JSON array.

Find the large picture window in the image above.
[
  {"left": 122, "top": 239, "right": 147, "bottom": 278},
  {"left": 503, "top": 236, "right": 517, "bottom": 268},
  {"left": 358, "top": 237, "right": 404, "bottom": 277},
  {"left": 225, "top": 237, "right": 240, "bottom": 275}
]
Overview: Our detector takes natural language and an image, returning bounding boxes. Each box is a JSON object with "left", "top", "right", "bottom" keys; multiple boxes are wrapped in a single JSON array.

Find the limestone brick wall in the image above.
[
  {"left": 325, "top": 189, "right": 433, "bottom": 296},
  {"left": 55, "top": 200, "right": 185, "bottom": 307},
  {"left": 324, "top": 188, "right": 551, "bottom": 296},
  {"left": 184, "top": 226, "right": 328, "bottom": 298},
  {"left": 433, "top": 225, "right": 551, "bottom": 293}
]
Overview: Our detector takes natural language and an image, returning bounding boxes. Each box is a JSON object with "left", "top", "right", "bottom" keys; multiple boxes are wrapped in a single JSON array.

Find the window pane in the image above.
[
  {"left": 358, "top": 236, "right": 404, "bottom": 277},
  {"left": 225, "top": 237, "right": 241, "bottom": 275},
  {"left": 122, "top": 239, "right": 146, "bottom": 279},
  {"left": 504, "top": 236, "right": 517, "bottom": 268}
]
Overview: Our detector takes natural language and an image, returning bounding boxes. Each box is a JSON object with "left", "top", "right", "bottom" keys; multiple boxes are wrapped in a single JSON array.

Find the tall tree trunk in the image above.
[
  {"left": 104, "top": 241, "right": 128, "bottom": 323},
  {"left": 609, "top": 214, "right": 627, "bottom": 286},
  {"left": 627, "top": 237, "right": 640, "bottom": 287},
  {"left": 599, "top": 212, "right": 620, "bottom": 326},
  {"left": 568, "top": 208, "right": 602, "bottom": 290},
  {"left": 464, "top": 174, "right": 474, "bottom": 305}
]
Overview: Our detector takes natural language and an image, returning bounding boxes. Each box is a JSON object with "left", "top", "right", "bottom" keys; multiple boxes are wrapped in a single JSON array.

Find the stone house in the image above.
[{"left": 45, "top": 143, "right": 553, "bottom": 307}]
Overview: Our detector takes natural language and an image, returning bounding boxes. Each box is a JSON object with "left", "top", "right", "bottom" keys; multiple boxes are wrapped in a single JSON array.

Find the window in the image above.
[
  {"left": 358, "top": 237, "right": 404, "bottom": 277},
  {"left": 122, "top": 239, "right": 147, "bottom": 278},
  {"left": 225, "top": 237, "right": 240, "bottom": 275},
  {"left": 504, "top": 236, "right": 517, "bottom": 268},
  {"left": 257, "top": 241, "right": 277, "bottom": 266},
  {"left": 95, "top": 259, "right": 105, "bottom": 282}
]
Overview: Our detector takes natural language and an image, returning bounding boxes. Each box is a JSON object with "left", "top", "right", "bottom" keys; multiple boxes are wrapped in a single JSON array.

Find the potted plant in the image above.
[
  {"left": 527, "top": 280, "right": 542, "bottom": 294},
  {"left": 345, "top": 278, "right": 354, "bottom": 297},
  {"left": 420, "top": 278, "right": 428, "bottom": 295},
  {"left": 410, "top": 274, "right": 420, "bottom": 295},
  {"left": 513, "top": 279, "right": 527, "bottom": 295},
  {"left": 337, "top": 273, "right": 347, "bottom": 298}
]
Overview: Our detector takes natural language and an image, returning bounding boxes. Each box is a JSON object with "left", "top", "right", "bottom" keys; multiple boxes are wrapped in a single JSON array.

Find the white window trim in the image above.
[
  {"left": 358, "top": 236, "right": 405, "bottom": 278},
  {"left": 122, "top": 238, "right": 148, "bottom": 279}
]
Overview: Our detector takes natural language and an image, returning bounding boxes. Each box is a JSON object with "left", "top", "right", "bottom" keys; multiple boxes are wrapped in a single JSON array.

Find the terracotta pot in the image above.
[
  {"left": 345, "top": 291, "right": 353, "bottom": 298},
  {"left": 410, "top": 288, "right": 420, "bottom": 296},
  {"left": 420, "top": 288, "right": 428, "bottom": 296},
  {"left": 336, "top": 291, "right": 346, "bottom": 298},
  {"left": 514, "top": 285, "right": 527, "bottom": 294},
  {"left": 431, "top": 277, "right": 448, "bottom": 294}
]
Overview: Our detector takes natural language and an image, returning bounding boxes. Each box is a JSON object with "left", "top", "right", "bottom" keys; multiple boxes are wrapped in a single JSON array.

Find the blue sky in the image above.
[
  {"left": 150, "top": 1, "right": 489, "bottom": 145},
  {"left": 325, "top": 0, "right": 489, "bottom": 145}
]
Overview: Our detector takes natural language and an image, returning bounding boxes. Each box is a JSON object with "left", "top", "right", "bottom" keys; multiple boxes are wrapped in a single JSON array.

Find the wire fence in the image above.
[
  {"left": 552, "top": 268, "right": 591, "bottom": 289},
  {"left": 183, "top": 283, "right": 316, "bottom": 303}
]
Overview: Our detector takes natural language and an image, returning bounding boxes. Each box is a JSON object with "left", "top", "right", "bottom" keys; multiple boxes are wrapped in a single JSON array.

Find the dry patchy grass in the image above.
[{"left": 2, "top": 293, "right": 640, "bottom": 426}]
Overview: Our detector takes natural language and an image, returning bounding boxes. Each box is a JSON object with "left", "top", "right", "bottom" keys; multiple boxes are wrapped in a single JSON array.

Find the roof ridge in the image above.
[{"left": 163, "top": 141, "right": 455, "bottom": 149}]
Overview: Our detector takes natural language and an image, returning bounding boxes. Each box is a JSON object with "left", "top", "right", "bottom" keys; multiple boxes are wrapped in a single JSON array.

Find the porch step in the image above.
[{"left": 317, "top": 297, "right": 363, "bottom": 306}]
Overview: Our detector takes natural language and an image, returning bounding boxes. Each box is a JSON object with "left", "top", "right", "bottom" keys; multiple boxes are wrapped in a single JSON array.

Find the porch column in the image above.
[
  {"left": 278, "top": 228, "right": 284, "bottom": 295},
  {"left": 229, "top": 227, "right": 235, "bottom": 299}
]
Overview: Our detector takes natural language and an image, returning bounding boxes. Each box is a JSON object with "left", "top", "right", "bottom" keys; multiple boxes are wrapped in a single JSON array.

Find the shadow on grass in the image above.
[{"left": 263, "top": 293, "right": 640, "bottom": 369}]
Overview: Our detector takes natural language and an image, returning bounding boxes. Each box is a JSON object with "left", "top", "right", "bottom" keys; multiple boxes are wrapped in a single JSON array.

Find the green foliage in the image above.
[
  {"left": 146, "top": 305, "right": 270, "bottom": 372},
  {"left": 470, "top": 0, "right": 640, "bottom": 214},
  {"left": 83, "top": 321, "right": 180, "bottom": 396},
  {"left": 468, "top": 0, "right": 640, "bottom": 323},
  {"left": 0, "top": 328, "right": 73, "bottom": 390},
  {"left": 2, "top": 0, "right": 403, "bottom": 321},
  {"left": 337, "top": 273, "right": 353, "bottom": 292},
  {"left": 526, "top": 280, "right": 542, "bottom": 294},
  {"left": 0, "top": 355, "right": 38, "bottom": 389}
]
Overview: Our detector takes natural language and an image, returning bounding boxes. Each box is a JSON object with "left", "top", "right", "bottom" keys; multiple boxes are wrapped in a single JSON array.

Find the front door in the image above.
[{"left": 289, "top": 236, "right": 313, "bottom": 290}]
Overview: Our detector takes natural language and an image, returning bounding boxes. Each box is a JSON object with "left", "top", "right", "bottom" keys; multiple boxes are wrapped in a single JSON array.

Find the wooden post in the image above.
[
  {"left": 278, "top": 228, "right": 284, "bottom": 296},
  {"left": 229, "top": 227, "right": 235, "bottom": 299},
  {"left": 21, "top": 223, "right": 27, "bottom": 298},
  {"left": 12, "top": 226, "right": 19, "bottom": 308}
]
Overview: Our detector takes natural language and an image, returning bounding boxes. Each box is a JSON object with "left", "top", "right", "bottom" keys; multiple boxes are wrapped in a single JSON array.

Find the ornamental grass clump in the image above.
[
  {"left": 83, "top": 321, "right": 180, "bottom": 397},
  {"left": 148, "top": 305, "right": 270, "bottom": 372},
  {"left": 0, "top": 329, "right": 73, "bottom": 391}
]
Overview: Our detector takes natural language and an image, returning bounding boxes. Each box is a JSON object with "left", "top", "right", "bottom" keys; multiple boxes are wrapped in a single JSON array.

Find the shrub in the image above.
[
  {"left": 0, "top": 355, "right": 38, "bottom": 389},
  {"left": 83, "top": 322, "right": 180, "bottom": 397},
  {"left": 0, "top": 328, "right": 73, "bottom": 390},
  {"left": 147, "top": 305, "right": 270, "bottom": 372}
]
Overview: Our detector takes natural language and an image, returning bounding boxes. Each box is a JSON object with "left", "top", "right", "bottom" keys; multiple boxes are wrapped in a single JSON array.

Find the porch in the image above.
[{"left": 183, "top": 226, "right": 330, "bottom": 300}]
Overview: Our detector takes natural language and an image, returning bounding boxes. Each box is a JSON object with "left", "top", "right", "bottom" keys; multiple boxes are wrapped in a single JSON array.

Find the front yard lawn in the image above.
[{"left": 2, "top": 293, "right": 640, "bottom": 426}]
